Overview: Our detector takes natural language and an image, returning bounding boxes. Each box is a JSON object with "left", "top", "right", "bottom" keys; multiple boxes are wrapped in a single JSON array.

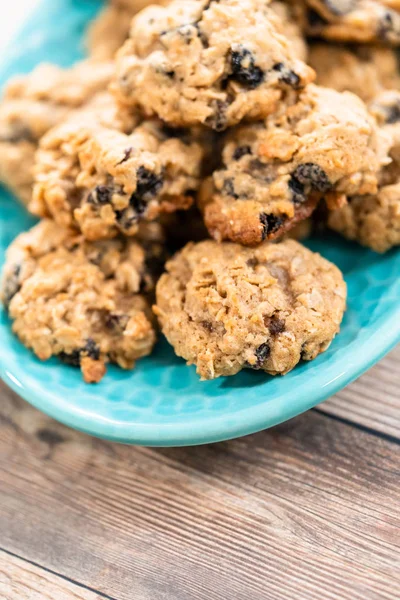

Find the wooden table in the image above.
[{"left": 0, "top": 347, "right": 399, "bottom": 600}]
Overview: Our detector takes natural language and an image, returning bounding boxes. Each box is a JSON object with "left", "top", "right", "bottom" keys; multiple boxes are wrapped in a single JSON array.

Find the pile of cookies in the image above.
[{"left": 1, "top": 0, "right": 399, "bottom": 383}]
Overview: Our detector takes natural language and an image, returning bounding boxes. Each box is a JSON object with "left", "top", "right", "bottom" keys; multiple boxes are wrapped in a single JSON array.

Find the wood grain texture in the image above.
[
  {"left": 319, "top": 347, "right": 400, "bottom": 438},
  {"left": 0, "top": 551, "right": 103, "bottom": 600},
  {"left": 0, "top": 376, "right": 399, "bottom": 600}
]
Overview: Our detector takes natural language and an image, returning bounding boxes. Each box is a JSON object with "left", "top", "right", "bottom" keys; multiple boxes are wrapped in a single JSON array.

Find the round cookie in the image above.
[
  {"left": 113, "top": 0, "right": 315, "bottom": 130},
  {"left": 199, "top": 84, "right": 390, "bottom": 246},
  {"left": 0, "top": 60, "right": 113, "bottom": 204},
  {"left": 1, "top": 220, "right": 166, "bottom": 383},
  {"left": 301, "top": 0, "right": 400, "bottom": 45},
  {"left": 32, "top": 93, "right": 207, "bottom": 241},
  {"left": 155, "top": 239, "right": 347, "bottom": 380},
  {"left": 308, "top": 43, "right": 400, "bottom": 103}
]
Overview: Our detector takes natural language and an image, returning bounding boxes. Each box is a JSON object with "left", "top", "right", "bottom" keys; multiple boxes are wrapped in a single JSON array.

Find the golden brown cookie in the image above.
[
  {"left": 0, "top": 220, "right": 166, "bottom": 383},
  {"left": 155, "top": 239, "right": 347, "bottom": 380},
  {"left": 31, "top": 94, "right": 207, "bottom": 240},
  {"left": 0, "top": 60, "right": 113, "bottom": 204},
  {"left": 199, "top": 84, "right": 390, "bottom": 245},
  {"left": 113, "top": 0, "right": 314, "bottom": 130}
]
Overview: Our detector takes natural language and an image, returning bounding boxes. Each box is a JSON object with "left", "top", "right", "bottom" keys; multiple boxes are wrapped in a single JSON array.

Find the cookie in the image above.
[
  {"left": 328, "top": 180, "right": 400, "bottom": 252},
  {"left": 328, "top": 108, "right": 400, "bottom": 253},
  {"left": 155, "top": 239, "right": 347, "bottom": 380},
  {"left": 301, "top": 0, "right": 400, "bottom": 45},
  {"left": 199, "top": 84, "right": 390, "bottom": 245},
  {"left": 113, "top": 0, "right": 314, "bottom": 130},
  {"left": 31, "top": 93, "right": 207, "bottom": 241},
  {"left": 0, "top": 220, "right": 166, "bottom": 383},
  {"left": 0, "top": 60, "right": 113, "bottom": 204},
  {"left": 308, "top": 42, "right": 400, "bottom": 103}
]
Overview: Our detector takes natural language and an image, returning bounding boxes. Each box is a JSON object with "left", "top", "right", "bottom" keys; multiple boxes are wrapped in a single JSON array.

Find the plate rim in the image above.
[{"left": 1, "top": 313, "right": 399, "bottom": 446}]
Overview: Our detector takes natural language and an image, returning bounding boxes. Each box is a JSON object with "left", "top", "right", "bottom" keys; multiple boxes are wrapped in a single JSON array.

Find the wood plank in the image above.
[
  {"left": 0, "top": 383, "right": 399, "bottom": 600},
  {"left": 0, "top": 550, "right": 104, "bottom": 600},
  {"left": 319, "top": 347, "right": 400, "bottom": 438}
]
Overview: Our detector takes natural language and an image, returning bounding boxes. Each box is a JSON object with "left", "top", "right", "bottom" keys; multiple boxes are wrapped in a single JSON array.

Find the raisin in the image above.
[
  {"left": 253, "top": 343, "right": 271, "bottom": 369},
  {"left": 378, "top": 11, "right": 400, "bottom": 42},
  {"left": 59, "top": 338, "right": 100, "bottom": 367},
  {"left": 2, "top": 264, "right": 21, "bottom": 308},
  {"left": 87, "top": 185, "right": 113, "bottom": 206},
  {"left": 136, "top": 167, "right": 163, "bottom": 199},
  {"left": 223, "top": 178, "right": 239, "bottom": 199},
  {"left": 260, "top": 213, "right": 286, "bottom": 240},
  {"left": 289, "top": 163, "right": 331, "bottom": 204},
  {"left": 206, "top": 99, "right": 228, "bottom": 131},
  {"left": 267, "top": 315, "right": 285, "bottom": 336},
  {"left": 272, "top": 63, "right": 300, "bottom": 89},
  {"left": 83, "top": 339, "right": 100, "bottom": 360},
  {"left": 233, "top": 145, "right": 252, "bottom": 160},
  {"left": 59, "top": 349, "right": 81, "bottom": 367},
  {"left": 230, "top": 47, "right": 264, "bottom": 89},
  {"left": 128, "top": 167, "right": 164, "bottom": 216},
  {"left": 292, "top": 163, "right": 332, "bottom": 194},
  {"left": 288, "top": 175, "right": 305, "bottom": 204},
  {"left": 386, "top": 103, "right": 400, "bottom": 124},
  {"left": 105, "top": 313, "right": 129, "bottom": 332}
]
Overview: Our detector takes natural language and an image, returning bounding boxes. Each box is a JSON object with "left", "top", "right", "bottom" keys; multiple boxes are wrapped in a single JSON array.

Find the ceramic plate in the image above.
[{"left": 0, "top": 0, "right": 399, "bottom": 446}]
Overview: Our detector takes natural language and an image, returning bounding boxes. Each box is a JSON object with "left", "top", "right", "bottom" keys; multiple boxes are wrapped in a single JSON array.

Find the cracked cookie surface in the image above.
[
  {"left": 1, "top": 220, "right": 165, "bottom": 383},
  {"left": 0, "top": 60, "right": 113, "bottom": 204},
  {"left": 32, "top": 94, "right": 207, "bottom": 240},
  {"left": 199, "top": 84, "right": 389, "bottom": 245},
  {"left": 155, "top": 239, "right": 347, "bottom": 380},
  {"left": 113, "top": 0, "right": 314, "bottom": 130}
]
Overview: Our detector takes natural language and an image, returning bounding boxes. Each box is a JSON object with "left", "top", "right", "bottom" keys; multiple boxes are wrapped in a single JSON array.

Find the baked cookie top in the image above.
[
  {"left": 1, "top": 220, "right": 165, "bottom": 383},
  {"left": 155, "top": 239, "right": 347, "bottom": 380},
  {"left": 199, "top": 84, "right": 390, "bottom": 245},
  {"left": 0, "top": 60, "right": 113, "bottom": 203},
  {"left": 113, "top": 0, "right": 314, "bottom": 130},
  {"left": 32, "top": 93, "right": 208, "bottom": 240}
]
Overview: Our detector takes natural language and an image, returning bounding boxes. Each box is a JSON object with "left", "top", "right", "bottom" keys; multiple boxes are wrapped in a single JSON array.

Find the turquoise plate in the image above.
[{"left": 0, "top": 0, "right": 399, "bottom": 446}]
